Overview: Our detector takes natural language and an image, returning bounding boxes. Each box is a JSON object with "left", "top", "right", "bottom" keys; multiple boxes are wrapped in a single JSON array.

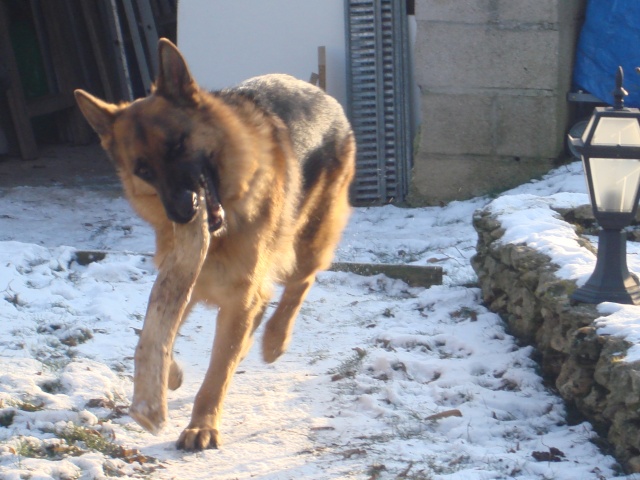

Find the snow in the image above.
[{"left": 0, "top": 159, "right": 639, "bottom": 479}]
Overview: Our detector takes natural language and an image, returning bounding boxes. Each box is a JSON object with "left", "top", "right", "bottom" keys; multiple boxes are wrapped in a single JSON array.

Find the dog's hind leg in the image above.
[
  {"left": 130, "top": 205, "right": 210, "bottom": 434},
  {"left": 240, "top": 297, "right": 270, "bottom": 362},
  {"left": 262, "top": 135, "right": 356, "bottom": 364},
  {"left": 262, "top": 278, "right": 313, "bottom": 363},
  {"left": 176, "top": 290, "right": 268, "bottom": 450}
]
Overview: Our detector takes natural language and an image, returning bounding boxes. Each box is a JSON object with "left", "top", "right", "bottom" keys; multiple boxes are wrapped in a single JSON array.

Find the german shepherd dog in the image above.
[{"left": 74, "top": 39, "right": 355, "bottom": 450}]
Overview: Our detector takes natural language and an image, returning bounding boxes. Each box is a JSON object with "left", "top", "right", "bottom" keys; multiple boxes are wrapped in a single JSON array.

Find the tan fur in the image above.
[{"left": 74, "top": 39, "right": 354, "bottom": 450}]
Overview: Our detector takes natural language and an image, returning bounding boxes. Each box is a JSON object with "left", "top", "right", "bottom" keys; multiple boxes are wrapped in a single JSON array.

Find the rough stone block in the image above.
[
  {"left": 416, "top": 0, "right": 561, "bottom": 25},
  {"left": 495, "top": 95, "right": 563, "bottom": 158},
  {"left": 415, "top": 0, "right": 491, "bottom": 23},
  {"left": 496, "top": 0, "right": 557, "bottom": 24},
  {"left": 415, "top": 22, "right": 559, "bottom": 90},
  {"left": 419, "top": 93, "right": 493, "bottom": 155},
  {"left": 408, "top": 154, "right": 554, "bottom": 205}
]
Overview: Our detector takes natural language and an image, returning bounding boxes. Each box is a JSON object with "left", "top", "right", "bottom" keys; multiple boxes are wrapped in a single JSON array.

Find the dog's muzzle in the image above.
[
  {"left": 165, "top": 162, "right": 224, "bottom": 232},
  {"left": 167, "top": 189, "right": 199, "bottom": 224}
]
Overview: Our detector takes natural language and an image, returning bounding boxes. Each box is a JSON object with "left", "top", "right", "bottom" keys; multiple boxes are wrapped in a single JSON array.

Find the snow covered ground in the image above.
[{"left": 0, "top": 159, "right": 638, "bottom": 479}]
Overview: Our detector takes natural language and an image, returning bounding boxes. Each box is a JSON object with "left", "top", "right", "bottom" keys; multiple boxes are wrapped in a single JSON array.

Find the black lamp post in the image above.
[{"left": 569, "top": 66, "right": 640, "bottom": 305}]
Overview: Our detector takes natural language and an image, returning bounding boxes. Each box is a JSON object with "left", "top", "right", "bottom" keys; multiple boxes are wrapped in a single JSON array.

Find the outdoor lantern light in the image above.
[{"left": 569, "top": 66, "right": 640, "bottom": 305}]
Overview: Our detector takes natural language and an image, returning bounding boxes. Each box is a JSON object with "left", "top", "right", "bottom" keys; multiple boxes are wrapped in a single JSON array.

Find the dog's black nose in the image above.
[{"left": 166, "top": 190, "right": 198, "bottom": 224}]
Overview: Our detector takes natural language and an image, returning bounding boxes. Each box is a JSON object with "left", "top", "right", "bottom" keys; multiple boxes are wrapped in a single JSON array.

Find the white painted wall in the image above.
[{"left": 177, "top": 0, "right": 347, "bottom": 107}]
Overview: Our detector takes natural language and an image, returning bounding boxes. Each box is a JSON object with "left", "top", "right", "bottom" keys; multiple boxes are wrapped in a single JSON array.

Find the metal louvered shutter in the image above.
[{"left": 345, "top": 0, "right": 412, "bottom": 205}]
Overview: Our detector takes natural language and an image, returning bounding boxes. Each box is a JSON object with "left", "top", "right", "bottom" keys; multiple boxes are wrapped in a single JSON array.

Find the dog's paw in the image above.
[
  {"left": 176, "top": 427, "right": 221, "bottom": 451},
  {"left": 129, "top": 400, "right": 166, "bottom": 435},
  {"left": 262, "top": 343, "right": 285, "bottom": 364},
  {"left": 262, "top": 328, "right": 289, "bottom": 363},
  {"left": 168, "top": 360, "right": 183, "bottom": 390}
]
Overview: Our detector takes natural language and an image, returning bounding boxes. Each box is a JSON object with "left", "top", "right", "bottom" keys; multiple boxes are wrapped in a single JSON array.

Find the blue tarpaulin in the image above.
[{"left": 573, "top": 0, "right": 640, "bottom": 107}]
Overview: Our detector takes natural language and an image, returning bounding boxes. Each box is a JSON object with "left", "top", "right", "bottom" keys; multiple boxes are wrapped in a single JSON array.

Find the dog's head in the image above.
[{"left": 74, "top": 39, "right": 224, "bottom": 231}]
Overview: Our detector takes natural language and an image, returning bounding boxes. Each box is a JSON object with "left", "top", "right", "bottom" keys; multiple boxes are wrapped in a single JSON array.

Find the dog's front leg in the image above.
[
  {"left": 176, "top": 294, "right": 267, "bottom": 450},
  {"left": 130, "top": 206, "right": 210, "bottom": 434}
]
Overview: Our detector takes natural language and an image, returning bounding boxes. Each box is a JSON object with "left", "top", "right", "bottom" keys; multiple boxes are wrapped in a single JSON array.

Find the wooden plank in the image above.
[
  {"left": 135, "top": 0, "right": 160, "bottom": 76},
  {"left": 29, "top": 0, "right": 56, "bottom": 93},
  {"left": 63, "top": 0, "right": 93, "bottom": 91},
  {"left": 329, "top": 262, "right": 443, "bottom": 288},
  {"left": 27, "top": 93, "right": 75, "bottom": 118},
  {"left": 80, "top": 1, "right": 117, "bottom": 101},
  {"left": 0, "top": 1, "right": 38, "bottom": 159},
  {"left": 122, "top": 0, "right": 153, "bottom": 95},
  {"left": 39, "top": 0, "right": 93, "bottom": 144},
  {"left": 72, "top": 251, "right": 443, "bottom": 288},
  {"left": 104, "top": 0, "right": 134, "bottom": 101},
  {"left": 318, "top": 46, "right": 326, "bottom": 91}
]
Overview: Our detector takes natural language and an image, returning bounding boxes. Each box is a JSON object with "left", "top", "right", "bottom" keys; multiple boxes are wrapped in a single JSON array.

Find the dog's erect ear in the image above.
[
  {"left": 155, "top": 38, "right": 197, "bottom": 103},
  {"left": 74, "top": 89, "right": 118, "bottom": 138}
]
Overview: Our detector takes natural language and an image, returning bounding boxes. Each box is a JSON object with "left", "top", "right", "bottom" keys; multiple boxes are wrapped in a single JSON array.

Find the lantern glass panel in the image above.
[
  {"left": 581, "top": 115, "right": 597, "bottom": 143},
  {"left": 591, "top": 117, "right": 640, "bottom": 146},
  {"left": 589, "top": 158, "right": 640, "bottom": 212}
]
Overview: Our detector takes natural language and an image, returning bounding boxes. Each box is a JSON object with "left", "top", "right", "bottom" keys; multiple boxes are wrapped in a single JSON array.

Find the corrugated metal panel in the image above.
[{"left": 346, "top": 0, "right": 412, "bottom": 205}]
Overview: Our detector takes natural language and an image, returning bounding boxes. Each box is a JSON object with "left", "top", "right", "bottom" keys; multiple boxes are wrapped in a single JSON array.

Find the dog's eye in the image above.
[
  {"left": 134, "top": 159, "right": 155, "bottom": 182},
  {"left": 166, "top": 134, "right": 187, "bottom": 161}
]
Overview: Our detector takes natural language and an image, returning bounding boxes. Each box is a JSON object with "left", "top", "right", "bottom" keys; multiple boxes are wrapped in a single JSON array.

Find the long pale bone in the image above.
[{"left": 129, "top": 195, "right": 210, "bottom": 433}]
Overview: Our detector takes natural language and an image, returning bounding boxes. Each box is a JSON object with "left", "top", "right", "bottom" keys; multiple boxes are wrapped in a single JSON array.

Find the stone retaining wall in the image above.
[{"left": 472, "top": 206, "right": 640, "bottom": 474}]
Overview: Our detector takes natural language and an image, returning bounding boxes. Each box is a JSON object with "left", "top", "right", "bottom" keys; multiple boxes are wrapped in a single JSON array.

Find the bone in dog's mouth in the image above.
[{"left": 199, "top": 164, "right": 225, "bottom": 233}]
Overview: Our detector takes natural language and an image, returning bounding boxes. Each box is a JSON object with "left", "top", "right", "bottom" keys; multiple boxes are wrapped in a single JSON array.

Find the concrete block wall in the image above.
[{"left": 408, "top": 0, "right": 585, "bottom": 205}]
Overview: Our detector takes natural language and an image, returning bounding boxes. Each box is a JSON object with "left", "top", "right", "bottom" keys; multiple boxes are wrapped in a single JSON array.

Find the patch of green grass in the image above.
[
  {"left": 307, "top": 349, "right": 330, "bottom": 366},
  {"left": 15, "top": 437, "right": 46, "bottom": 458},
  {"left": 49, "top": 424, "right": 156, "bottom": 465},
  {"left": 39, "top": 356, "right": 73, "bottom": 371},
  {"left": 56, "top": 425, "right": 118, "bottom": 457},
  {"left": 6, "top": 425, "right": 160, "bottom": 475},
  {"left": 15, "top": 399, "right": 45, "bottom": 412},
  {"left": 330, "top": 347, "right": 367, "bottom": 381}
]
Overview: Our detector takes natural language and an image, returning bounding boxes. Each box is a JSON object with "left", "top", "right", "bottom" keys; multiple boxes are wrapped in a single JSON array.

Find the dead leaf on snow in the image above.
[
  {"left": 532, "top": 447, "right": 565, "bottom": 462},
  {"left": 425, "top": 409, "right": 463, "bottom": 421}
]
